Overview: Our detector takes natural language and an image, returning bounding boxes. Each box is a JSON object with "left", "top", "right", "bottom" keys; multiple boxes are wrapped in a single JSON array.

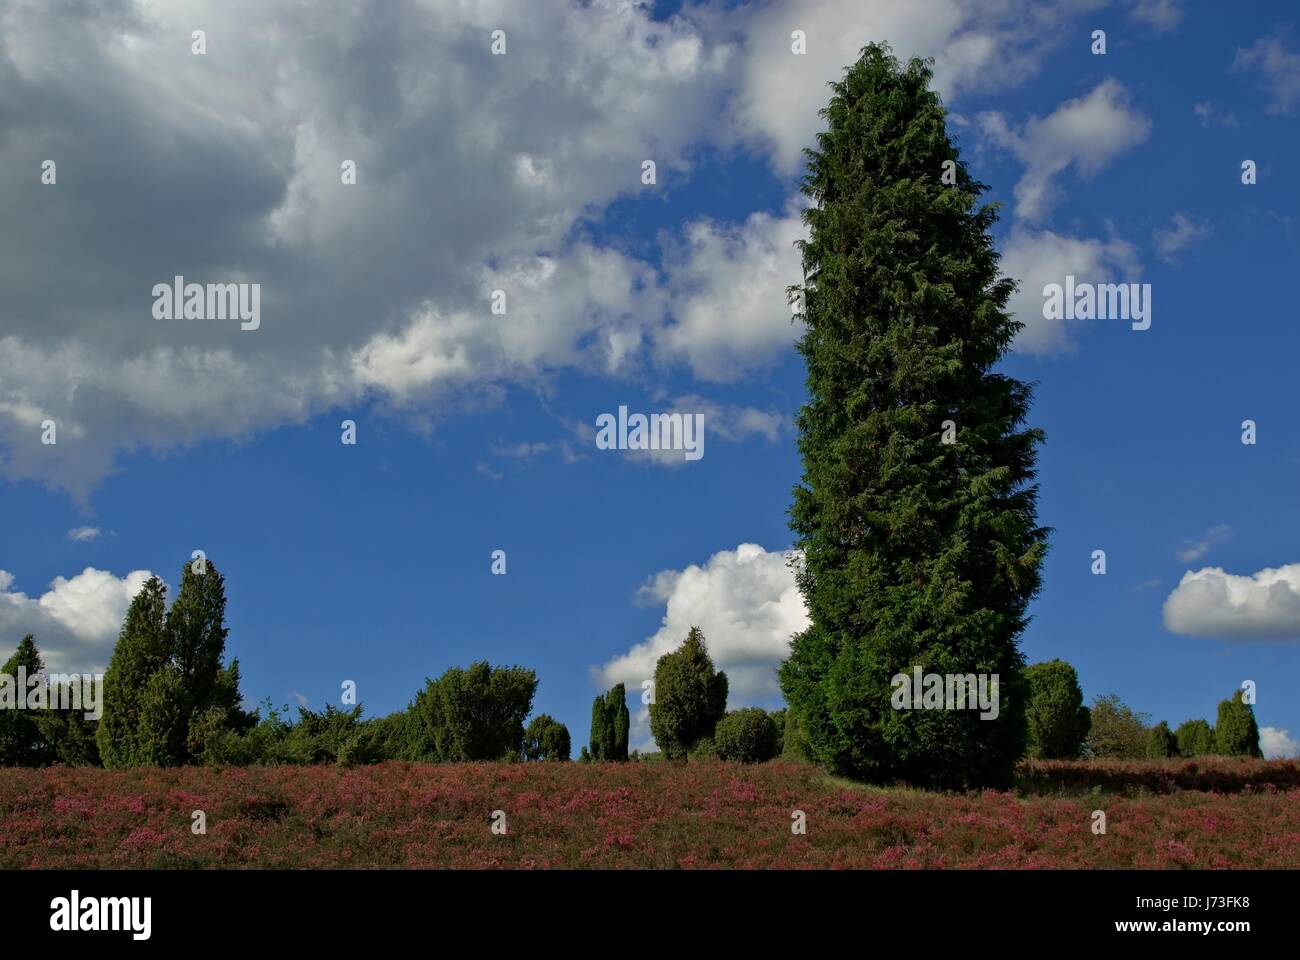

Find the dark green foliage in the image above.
[
  {"left": 1215, "top": 691, "right": 1262, "bottom": 757},
  {"left": 782, "top": 707, "right": 811, "bottom": 761},
  {"left": 769, "top": 708, "right": 787, "bottom": 755},
  {"left": 1175, "top": 718, "right": 1216, "bottom": 757},
  {"left": 165, "top": 561, "right": 229, "bottom": 713},
  {"left": 714, "top": 708, "right": 780, "bottom": 763},
  {"left": 403, "top": 661, "right": 537, "bottom": 761},
  {"left": 1024, "top": 660, "right": 1090, "bottom": 759},
  {"left": 612, "top": 686, "right": 630, "bottom": 760},
  {"left": 523, "top": 714, "right": 571, "bottom": 761},
  {"left": 98, "top": 561, "right": 250, "bottom": 768},
  {"left": 1084, "top": 694, "right": 1150, "bottom": 759},
  {"left": 578, "top": 745, "right": 592, "bottom": 763},
  {"left": 588, "top": 683, "right": 630, "bottom": 760},
  {"left": 778, "top": 44, "right": 1045, "bottom": 790},
  {"left": 1146, "top": 720, "right": 1178, "bottom": 759},
  {"left": 135, "top": 667, "right": 189, "bottom": 766},
  {"left": 97, "top": 578, "right": 169, "bottom": 767},
  {"left": 283, "top": 704, "right": 366, "bottom": 764},
  {"left": 686, "top": 734, "right": 718, "bottom": 761},
  {"left": 590, "top": 693, "right": 611, "bottom": 759},
  {"left": 37, "top": 674, "right": 101, "bottom": 766},
  {"left": 0, "top": 637, "right": 56, "bottom": 765},
  {"left": 649, "top": 627, "right": 728, "bottom": 761}
]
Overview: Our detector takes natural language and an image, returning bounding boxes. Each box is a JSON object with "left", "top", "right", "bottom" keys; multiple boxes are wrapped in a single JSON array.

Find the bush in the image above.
[
  {"left": 283, "top": 705, "right": 365, "bottom": 765},
  {"left": 1024, "top": 660, "right": 1091, "bottom": 759},
  {"left": 1175, "top": 718, "right": 1216, "bottom": 757},
  {"left": 403, "top": 661, "right": 537, "bottom": 761},
  {"left": 714, "top": 709, "right": 780, "bottom": 763},
  {"left": 782, "top": 709, "right": 811, "bottom": 761},
  {"left": 769, "top": 708, "right": 787, "bottom": 755},
  {"left": 1084, "top": 694, "right": 1150, "bottom": 759},
  {"left": 523, "top": 714, "right": 571, "bottom": 761},
  {"left": 686, "top": 735, "right": 718, "bottom": 761},
  {"left": 0, "top": 637, "right": 56, "bottom": 766},
  {"left": 1216, "top": 691, "right": 1262, "bottom": 757},
  {"left": 588, "top": 684, "right": 629, "bottom": 760},
  {"left": 1146, "top": 720, "right": 1178, "bottom": 759},
  {"left": 649, "top": 627, "right": 728, "bottom": 761}
]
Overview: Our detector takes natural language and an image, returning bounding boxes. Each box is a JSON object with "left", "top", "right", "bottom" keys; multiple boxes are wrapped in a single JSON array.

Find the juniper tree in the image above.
[
  {"left": 779, "top": 44, "right": 1047, "bottom": 790},
  {"left": 166, "top": 559, "right": 230, "bottom": 714},
  {"left": 99, "top": 562, "right": 250, "bottom": 767},
  {"left": 523, "top": 714, "right": 571, "bottom": 761},
  {"left": 1146, "top": 720, "right": 1178, "bottom": 759},
  {"left": 97, "top": 577, "right": 170, "bottom": 767},
  {"left": 589, "top": 691, "right": 612, "bottom": 759},
  {"left": 1025, "top": 660, "right": 1090, "bottom": 759},
  {"left": 1174, "top": 718, "right": 1216, "bottom": 757},
  {"left": 649, "top": 627, "right": 728, "bottom": 761},
  {"left": 0, "top": 636, "right": 55, "bottom": 766},
  {"left": 1215, "top": 690, "right": 1262, "bottom": 757},
  {"left": 588, "top": 684, "right": 630, "bottom": 760}
]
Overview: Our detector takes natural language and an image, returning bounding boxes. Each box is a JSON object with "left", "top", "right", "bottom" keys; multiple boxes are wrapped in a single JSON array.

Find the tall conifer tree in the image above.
[{"left": 779, "top": 44, "right": 1047, "bottom": 790}]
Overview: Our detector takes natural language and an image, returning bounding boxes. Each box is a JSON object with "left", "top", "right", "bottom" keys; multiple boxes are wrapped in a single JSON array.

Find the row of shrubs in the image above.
[
  {"left": 0, "top": 558, "right": 1268, "bottom": 772},
  {"left": 1017, "top": 757, "right": 1300, "bottom": 795}
]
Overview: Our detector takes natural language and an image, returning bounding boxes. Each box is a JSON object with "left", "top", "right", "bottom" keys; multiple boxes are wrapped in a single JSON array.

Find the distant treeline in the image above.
[{"left": 0, "top": 560, "right": 1265, "bottom": 770}]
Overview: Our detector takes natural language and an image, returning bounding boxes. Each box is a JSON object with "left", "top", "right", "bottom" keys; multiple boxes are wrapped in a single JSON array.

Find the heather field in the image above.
[{"left": 4, "top": 759, "right": 1298, "bottom": 870}]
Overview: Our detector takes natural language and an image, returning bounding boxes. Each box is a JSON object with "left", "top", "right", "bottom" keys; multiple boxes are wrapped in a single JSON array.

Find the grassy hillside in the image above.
[{"left": 4, "top": 759, "right": 1297, "bottom": 869}]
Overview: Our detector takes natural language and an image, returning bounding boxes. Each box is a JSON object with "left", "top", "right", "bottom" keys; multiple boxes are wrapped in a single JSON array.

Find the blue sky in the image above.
[{"left": 1, "top": 0, "right": 1297, "bottom": 757}]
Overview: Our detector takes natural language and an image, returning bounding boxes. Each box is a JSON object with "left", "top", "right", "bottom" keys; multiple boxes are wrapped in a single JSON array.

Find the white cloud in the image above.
[
  {"left": 657, "top": 206, "right": 807, "bottom": 382},
  {"left": 0, "top": 0, "right": 1136, "bottom": 496},
  {"left": 1154, "top": 213, "right": 1211, "bottom": 264},
  {"left": 1163, "top": 563, "right": 1300, "bottom": 640},
  {"left": 1193, "top": 101, "right": 1237, "bottom": 128},
  {"left": 66, "top": 526, "right": 104, "bottom": 543},
  {"left": 1175, "top": 523, "right": 1231, "bottom": 564},
  {"left": 0, "top": 0, "right": 738, "bottom": 497},
  {"left": 1131, "top": 0, "right": 1183, "bottom": 32},
  {"left": 1233, "top": 34, "right": 1300, "bottom": 114},
  {"left": 594, "top": 543, "right": 809, "bottom": 746},
  {"left": 728, "top": 0, "right": 1103, "bottom": 173},
  {"left": 1002, "top": 226, "right": 1143, "bottom": 354},
  {"left": 978, "top": 79, "right": 1151, "bottom": 224},
  {"left": 0, "top": 567, "right": 155, "bottom": 671},
  {"left": 1260, "top": 726, "right": 1300, "bottom": 760}
]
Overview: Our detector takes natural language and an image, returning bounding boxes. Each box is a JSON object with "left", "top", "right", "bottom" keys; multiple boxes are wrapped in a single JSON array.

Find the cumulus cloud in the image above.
[
  {"left": 656, "top": 206, "right": 807, "bottom": 382},
  {"left": 978, "top": 79, "right": 1151, "bottom": 224},
  {"left": 1163, "top": 563, "right": 1300, "bottom": 640},
  {"left": 1002, "top": 226, "right": 1143, "bottom": 354},
  {"left": 1233, "top": 33, "right": 1300, "bottom": 114},
  {"left": 0, "top": 567, "right": 155, "bottom": 671},
  {"left": 593, "top": 543, "right": 809, "bottom": 749},
  {"left": 0, "top": 0, "right": 1134, "bottom": 496},
  {"left": 728, "top": 0, "right": 1102, "bottom": 173},
  {"left": 1260, "top": 726, "right": 1300, "bottom": 760},
  {"left": 0, "top": 0, "right": 735, "bottom": 497}
]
